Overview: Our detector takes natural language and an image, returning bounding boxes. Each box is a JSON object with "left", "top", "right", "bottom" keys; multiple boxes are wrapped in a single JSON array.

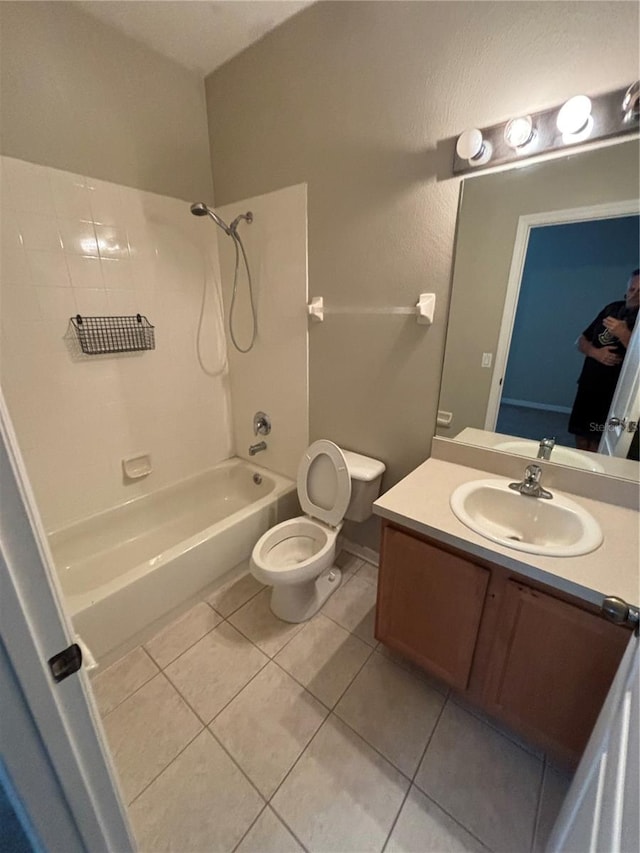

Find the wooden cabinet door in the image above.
[
  {"left": 376, "top": 525, "right": 490, "bottom": 690},
  {"left": 484, "top": 580, "right": 630, "bottom": 763}
]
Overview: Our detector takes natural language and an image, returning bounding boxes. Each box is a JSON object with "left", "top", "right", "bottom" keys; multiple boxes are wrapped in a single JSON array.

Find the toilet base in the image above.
[{"left": 270, "top": 567, "right": 342, "bottom": 623}]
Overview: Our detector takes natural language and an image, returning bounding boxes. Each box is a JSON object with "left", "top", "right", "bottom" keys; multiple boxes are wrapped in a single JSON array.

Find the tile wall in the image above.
[
  {"left": 217, "top": 184, "right": 309, "bottom": 480},
  {"left": 0, "top": 156, "right": 233, "bottom": 530}
]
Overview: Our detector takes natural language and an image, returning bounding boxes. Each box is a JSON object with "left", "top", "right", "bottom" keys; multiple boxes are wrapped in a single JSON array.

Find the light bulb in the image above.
[
  {"left": 503, "top": 116, "right": 534, "bottom": 149},
  {"left": 455, "top": 129, "right": 492, "bottom": 166},
  {"left": 556, "top": 96, "right": 592, "bottom": 135}
]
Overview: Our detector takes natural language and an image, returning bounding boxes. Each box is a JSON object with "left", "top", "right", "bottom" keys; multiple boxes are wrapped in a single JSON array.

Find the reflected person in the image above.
[{"left": 568, "top": 268, "right": 639, "bottom": 453}]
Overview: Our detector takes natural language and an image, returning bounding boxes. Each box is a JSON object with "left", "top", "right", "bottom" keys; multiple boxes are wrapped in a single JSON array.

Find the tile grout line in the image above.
[
  {"left": 269, "top": 625, "right": 377, "bottom": 714},
  {"left": 205, "top": 725, "right": 270, "bottom": 805},
  {"left": 385, "top": 694, "right": 496, "bottom": 853},
  {"left": 126, "top": 718, "right": 205, "bottom": 810},
  {"left": 142, "top": 605, "right": 224, "bottom": 670},
  {"left": 448, "top": 691, "right": 545, "bottom": 761},
  {"left": 229, "top": 803, "right": 269, "bottom": 853},
  {"left": 380, "top": 697, "right": 448, "bottom": 853},
  {"left": 161, "top": 637, "right": 270, "bottom": 730},
  {"left": 97, "top": 645, "right": 160, "bottom": 719}
]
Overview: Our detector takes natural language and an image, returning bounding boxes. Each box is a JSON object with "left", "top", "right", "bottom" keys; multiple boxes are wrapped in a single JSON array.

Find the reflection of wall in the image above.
[
  {"left": 217, "top": 185, "right": 309, "bottom": 480},
  {"left": 503, "top": 217, "right": 640, "bottom": 408},
  {"left": 0, "top": 157, "right": 232, "bottom": 530},
  {"left": 438, "top": 141, "right": 640, "bottom": 436},
  {"left": 0, "top": 2, "right": 213, "bottom": 201},
  {"left": 205, "top": 0, "right": 640, "bottom": 528}
]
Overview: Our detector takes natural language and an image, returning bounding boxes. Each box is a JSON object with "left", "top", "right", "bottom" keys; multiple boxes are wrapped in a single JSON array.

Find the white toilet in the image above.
[{"left": 250, "top": 440, "right": 385, "bottom": 623}]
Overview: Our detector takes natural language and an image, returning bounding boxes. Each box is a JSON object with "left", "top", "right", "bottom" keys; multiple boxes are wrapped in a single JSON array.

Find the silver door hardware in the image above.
[
  {"left": 607, "top": 417, "right": 625, "bottom": 428},
  {"left": 253, "top": 411, "right": 271, "bottom": 436},
  {"left": 602, "top": 596, "right": 640, "bottom": 632}
]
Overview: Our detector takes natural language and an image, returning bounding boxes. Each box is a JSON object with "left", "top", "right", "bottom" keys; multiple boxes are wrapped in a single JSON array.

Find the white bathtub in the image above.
[{"left": 49, "top": 458, "right": 297, "bottom": 659}]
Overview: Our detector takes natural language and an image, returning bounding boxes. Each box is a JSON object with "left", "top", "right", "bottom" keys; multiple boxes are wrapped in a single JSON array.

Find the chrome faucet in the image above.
[
  {"left": 509, "top": 464, "right": 553, "bottom": 499},
  {"left": 249, "top": 441, "right": 267, "bottom": 456},
  {"left": 537, "top": 437, "right": 556, "bottom": 461}
]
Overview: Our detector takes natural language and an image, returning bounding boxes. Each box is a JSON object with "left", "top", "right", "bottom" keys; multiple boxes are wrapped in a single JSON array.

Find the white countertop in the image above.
[{"left": 374, "top": 458, "right": 640, "bottom": 608}]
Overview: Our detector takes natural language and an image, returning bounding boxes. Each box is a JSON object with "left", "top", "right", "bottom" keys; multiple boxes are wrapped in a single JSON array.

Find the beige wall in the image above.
[
  {"left": 0, "top": 2, "right": 213, "bottom": 202},
  {"left": 204, "top": 1, "right": 639, "bottom": 522},
  {"left": 439, "top": 140, "right": 640, "bottom": 437}
]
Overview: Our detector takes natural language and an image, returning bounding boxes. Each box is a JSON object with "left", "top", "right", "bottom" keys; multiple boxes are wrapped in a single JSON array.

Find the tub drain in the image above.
[{"left": 253, "top": 473, "right": 263, "bottom": 485}]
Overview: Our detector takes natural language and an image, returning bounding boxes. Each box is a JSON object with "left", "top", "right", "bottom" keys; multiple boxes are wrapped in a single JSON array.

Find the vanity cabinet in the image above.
[
  {"left": 376, "top": 521, "right": 631, "bottom": 766},
  {"left": 376, "top": 525, "right": 489, "bottom": 690}
]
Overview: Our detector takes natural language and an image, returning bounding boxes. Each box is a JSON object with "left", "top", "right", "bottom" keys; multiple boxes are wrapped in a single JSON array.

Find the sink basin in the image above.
[
  {"left": 493, "top": 440, "right": 605, "bottom": 473},
  {"left": 450, "top": 479, "right": 603, "bottom": 557}
]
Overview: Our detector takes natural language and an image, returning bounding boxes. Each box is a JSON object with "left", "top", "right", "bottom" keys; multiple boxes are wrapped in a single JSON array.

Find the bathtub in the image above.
[{"left": 48, "top": 458, "right": 297, "bottom": 659}]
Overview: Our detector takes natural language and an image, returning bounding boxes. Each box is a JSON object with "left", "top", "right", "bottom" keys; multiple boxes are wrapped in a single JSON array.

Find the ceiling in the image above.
[{"left": 75, "top": 1, "right": 313, "bottom": 77}]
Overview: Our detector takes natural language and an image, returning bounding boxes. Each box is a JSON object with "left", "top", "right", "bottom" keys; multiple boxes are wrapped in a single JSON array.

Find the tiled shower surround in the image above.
[
  {"left": 0, "top": 155, "right": 232, "bottom": 530},
  {"left": 0, "top": 156, "right": 307, "bottom": 531}
]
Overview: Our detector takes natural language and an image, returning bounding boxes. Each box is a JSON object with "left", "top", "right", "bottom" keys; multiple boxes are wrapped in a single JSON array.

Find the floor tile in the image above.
[
  {"left": 165, "top": 622, "right": 268, "bottom": 723},
  {"left": 236, "top": 807, "right": 304, "bottom": 853},
  {"left": 144, "top": 601, "right": 222, "bottom": 669},
  {"left": 91, "top": 646, "right": 158, "bottom": 716},
  {"left": 129, "top": 730, "right": 263, "bottom": 852},
  {"left": 102, "top": 673, "right": 202, "bottom": 803},
  {"left": 377, "top": 643, "right": 449, "bottom": 695},
  {"left": 335, "top": 652, "right": 445, "bottom": 776},
  {"left": 449, "top": 692, "right": 544, "bottom": 759},
  {"left": 275, "top": 613, "right": 372, "bottom": 707},
  {"left": 206, "top": 570, "right": 264, "bottom": 617},
  {"left": 211, "top": 662, "right": 327, "bottom": 798},
  {"left": 415, "top": 701, "right": 543, "bottom": 853},
  {"left": 355, "top": 560, "right": 379, "bottom": 587},
  {"left": 228, "top": 588, "right": 304, "bottom": 657},
  {"left": 387, "top": 785, "right": 488, "bottom": 853},
  {"left": 271, "top": 715, "right": 409, "bottom": 852},
  {"left": 533, "top": 763, "right": 572, "bottom": 853},
  {"left": 335, "top": 550, "right": 365, "bottom": 578},
  {"left": 322, "top": 575, "right": 378, "bottom": 646}
]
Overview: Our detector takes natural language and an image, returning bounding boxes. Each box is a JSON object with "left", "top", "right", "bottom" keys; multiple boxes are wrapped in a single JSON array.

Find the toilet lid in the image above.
[{"left": 297, "top": 440, "right": 352, "bottom": 527}]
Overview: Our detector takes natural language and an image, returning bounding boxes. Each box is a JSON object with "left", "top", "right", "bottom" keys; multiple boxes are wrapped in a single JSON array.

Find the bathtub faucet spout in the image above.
[{"left": 249, "top": 441, "right": 267, "bottom": 456}]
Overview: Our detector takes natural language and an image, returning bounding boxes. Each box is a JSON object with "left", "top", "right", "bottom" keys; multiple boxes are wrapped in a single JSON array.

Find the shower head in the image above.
[{"left": 189, "top": 202, "right": 232, "bottom": 235}]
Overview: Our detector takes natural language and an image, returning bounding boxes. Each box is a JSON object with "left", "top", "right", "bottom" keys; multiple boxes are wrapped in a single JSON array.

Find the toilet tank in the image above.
[{"left": 341, "top": 449, "right": 386, "bottom": 522}]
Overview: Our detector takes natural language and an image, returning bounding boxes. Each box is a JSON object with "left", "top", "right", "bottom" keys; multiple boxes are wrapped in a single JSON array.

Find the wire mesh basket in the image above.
[{"left": 70, "top": 314, "right": 155, "bottom": 355}]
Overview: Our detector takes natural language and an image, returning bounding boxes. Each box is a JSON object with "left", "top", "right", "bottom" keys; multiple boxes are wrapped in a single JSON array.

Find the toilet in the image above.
[{"left": 250, "top": 440, "right": 385, "bottom": 623}]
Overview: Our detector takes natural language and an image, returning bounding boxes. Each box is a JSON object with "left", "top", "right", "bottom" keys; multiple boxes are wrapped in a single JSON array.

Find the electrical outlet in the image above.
[{"left": 481, "top": 352, "right": 493, "bottom": 368}]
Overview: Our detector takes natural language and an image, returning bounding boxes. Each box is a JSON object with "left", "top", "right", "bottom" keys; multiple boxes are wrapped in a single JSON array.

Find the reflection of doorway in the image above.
[{"left": 486, "top": 202, "right": 639, "bottom": 454}]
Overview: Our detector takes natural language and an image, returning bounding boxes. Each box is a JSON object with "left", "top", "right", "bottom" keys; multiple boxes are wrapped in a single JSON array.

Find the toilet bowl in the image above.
[{"left": 250, "top": 439, "right": 385, "bottom": 623}]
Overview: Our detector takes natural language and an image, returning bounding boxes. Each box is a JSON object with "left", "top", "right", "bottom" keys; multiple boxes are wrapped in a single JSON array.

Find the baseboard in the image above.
[
  {"left": 501, "top": 398, "right": 571, "bottom": 414},
  {"left": 337, "top": 536, "right": 380, "bottom": 567}
]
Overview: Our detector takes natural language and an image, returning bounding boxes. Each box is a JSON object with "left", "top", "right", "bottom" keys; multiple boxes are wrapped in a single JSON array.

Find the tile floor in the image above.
[{"left": 92, "top": 552, "right": 571, "bottom": 853}]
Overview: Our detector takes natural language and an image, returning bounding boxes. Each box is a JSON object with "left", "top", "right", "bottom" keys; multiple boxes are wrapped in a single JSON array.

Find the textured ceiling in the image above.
[{"left": 74, "top": 1, "right": 313, "bottom": 76}]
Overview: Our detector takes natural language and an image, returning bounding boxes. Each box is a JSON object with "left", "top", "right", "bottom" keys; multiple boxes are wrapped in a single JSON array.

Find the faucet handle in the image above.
[
  {"left": 253, "top": 411, "right": 271, "bottom": 436},
  {"left": 524, "top": 464, "right": 542, "bottom": 483}
]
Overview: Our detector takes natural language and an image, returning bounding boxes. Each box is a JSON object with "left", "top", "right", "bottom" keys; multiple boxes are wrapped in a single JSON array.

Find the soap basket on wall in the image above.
[{"left": 70, "top": 314, "right": 155, "bottom": 355}]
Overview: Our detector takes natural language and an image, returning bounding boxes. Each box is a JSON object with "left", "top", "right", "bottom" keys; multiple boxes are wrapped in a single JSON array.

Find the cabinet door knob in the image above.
[{"left": 602, "top": 596, "right": 639, "bottom": 631}]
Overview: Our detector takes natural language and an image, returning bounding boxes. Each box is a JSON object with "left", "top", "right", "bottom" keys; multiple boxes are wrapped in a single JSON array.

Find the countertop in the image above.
[{"left": 373, "top": 458, "right": 640, "bottom": 608}]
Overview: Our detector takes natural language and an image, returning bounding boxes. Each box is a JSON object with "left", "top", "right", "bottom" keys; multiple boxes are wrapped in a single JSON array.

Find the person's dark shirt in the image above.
[{"left": 578, "top": 300, "right": 638, "bottom": 388}]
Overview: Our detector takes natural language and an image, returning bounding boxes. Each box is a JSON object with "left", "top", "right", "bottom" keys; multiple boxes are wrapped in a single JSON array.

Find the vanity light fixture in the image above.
[
  {"left": 455, "top": 129, "right": 492, "bottom": 166},
  {"left": 556, "top": 95, "right": 593, "bottom": 142},
  {"left": 452, "top": 82, "right": 639, "bottom": 176},
  {"left": 503, "top": 115, "right": 535, "bottom": 149}
]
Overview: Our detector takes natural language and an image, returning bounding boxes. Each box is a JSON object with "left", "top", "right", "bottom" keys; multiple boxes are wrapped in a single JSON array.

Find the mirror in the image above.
[{"left": 438, "top": 139, "right": 639, "bottom": 481}]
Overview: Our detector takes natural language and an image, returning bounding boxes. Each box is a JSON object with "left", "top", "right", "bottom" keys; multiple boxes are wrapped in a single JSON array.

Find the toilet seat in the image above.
[{"left": 297, "top": 439, "right": 351, "bottom": 528}]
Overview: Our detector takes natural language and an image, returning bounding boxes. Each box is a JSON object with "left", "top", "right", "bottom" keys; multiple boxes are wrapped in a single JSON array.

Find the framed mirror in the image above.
[{"left": 437, "top": 139, "right": 639, "bottom": 481}]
